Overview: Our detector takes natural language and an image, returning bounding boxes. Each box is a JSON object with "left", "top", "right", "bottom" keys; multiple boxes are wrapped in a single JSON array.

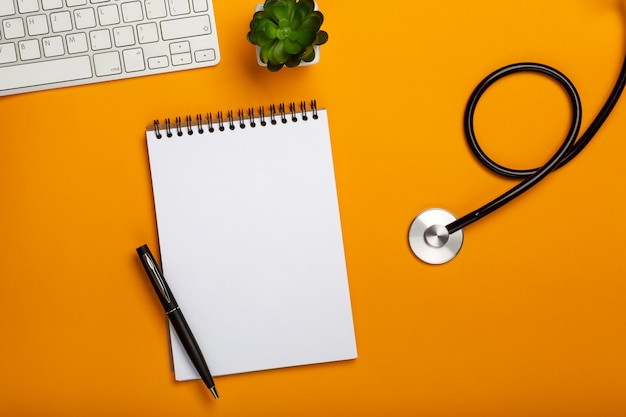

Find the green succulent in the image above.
[{"left": 247, "top": 0, "right": 329, "bottom": 72}]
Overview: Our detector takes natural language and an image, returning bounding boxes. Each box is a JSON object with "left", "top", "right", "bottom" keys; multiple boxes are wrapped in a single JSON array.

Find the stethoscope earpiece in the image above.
[{"left": 408, "top": 208, "right": 463, "bottom": 265}]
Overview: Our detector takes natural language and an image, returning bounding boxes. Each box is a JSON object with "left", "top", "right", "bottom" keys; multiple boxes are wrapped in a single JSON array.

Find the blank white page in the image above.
[{"left": 145, "top": 108, "right": 357, "bottom": 379}]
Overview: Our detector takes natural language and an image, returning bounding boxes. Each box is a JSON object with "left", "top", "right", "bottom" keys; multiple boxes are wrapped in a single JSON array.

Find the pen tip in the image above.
[{"left": 210, "top": 386, "right": 219, "bottom": 399}]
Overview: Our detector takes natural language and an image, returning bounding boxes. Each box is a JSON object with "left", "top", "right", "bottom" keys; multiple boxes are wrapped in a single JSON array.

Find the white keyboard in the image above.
[{"left": 0, "top": 0, "right": 220, "bottom": 96}]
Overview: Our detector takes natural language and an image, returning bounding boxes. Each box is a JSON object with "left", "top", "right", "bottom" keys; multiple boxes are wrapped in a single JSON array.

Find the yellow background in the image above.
[{"left": 2, "top": 0, "right": 626, "bottom": 415}]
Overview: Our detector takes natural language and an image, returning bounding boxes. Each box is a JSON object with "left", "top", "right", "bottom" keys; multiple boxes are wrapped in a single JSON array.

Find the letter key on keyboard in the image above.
[{"left": 0, "top": 0, "right": 221, "bottom": 96}]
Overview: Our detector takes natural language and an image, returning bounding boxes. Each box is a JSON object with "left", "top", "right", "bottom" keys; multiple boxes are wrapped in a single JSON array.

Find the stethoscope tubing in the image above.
[{"left": 445, "top": 56, "right": 626, "bottom": 235}]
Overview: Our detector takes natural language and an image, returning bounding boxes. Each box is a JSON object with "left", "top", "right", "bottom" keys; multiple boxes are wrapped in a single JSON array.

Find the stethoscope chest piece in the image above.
[{"left": 408, "top": 208, "right": 463, "bottom": 264}]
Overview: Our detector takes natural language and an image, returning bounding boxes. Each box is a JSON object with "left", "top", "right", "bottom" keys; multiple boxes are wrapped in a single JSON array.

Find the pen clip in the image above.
[{"left": 143, "top": 253, "right": 171, "bottom": 304}]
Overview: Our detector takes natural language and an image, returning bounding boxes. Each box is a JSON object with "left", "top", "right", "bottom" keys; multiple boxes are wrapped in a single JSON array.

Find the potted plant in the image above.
[{"left": 246, "top": 0, "right": 329, "bottom": 72}]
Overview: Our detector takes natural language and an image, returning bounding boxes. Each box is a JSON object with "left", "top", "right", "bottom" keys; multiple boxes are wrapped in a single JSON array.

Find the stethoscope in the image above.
[{"left": 408, "top": 53, "right": 626, "bottom": 264}]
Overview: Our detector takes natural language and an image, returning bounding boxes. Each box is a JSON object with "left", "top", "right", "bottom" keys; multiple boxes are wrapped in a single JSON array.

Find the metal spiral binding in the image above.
[
  {"left": 152, "top": 100, "right": 318, "bottom": 139},
  {"left": 259, "top": 106, "right": 266, "bottom": 126},
  {"left": 185, "top": 115, "right": 193, "bottom": 135},
  {"left": 153, "top": 120, "right": 162, "bottom": 139},
  {"left": 196, "top": 114, "right": 204, "bottom": 134},
  {"left": 289, "top": 103, "right": 298, "bottom": 122},
  {"left": 164, "top": 118, "right": 172, "bottom": 137},
  {"left": 237, "top": 109, "right": 246, "bottom": 129},
  {"left": 207, "top": 112, "right": 215, "bottom": 133},
  {"left": 174, "top": 117, "right": 183, "bottom": 136},
  {"left": 226, "top": 110, "right": 235, "bottom": 131},
  {"left": 248, "top": 108, "right": 256, "bottom": 128},
  {"left": 217, "top": 111, "right": 224, "bottom": 131},
  {"left": 311, "top": 99, "right": 318, "bottom": 119},
  {"left": 269, "top": 104, "right": 277, "bottom": 125},
  {"left": 300, "top": 101, "right": 308, "bottom": 121}
]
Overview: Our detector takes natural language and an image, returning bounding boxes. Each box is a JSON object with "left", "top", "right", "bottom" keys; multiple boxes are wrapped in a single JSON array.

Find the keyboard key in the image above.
[
  {"left": 18, "top": 39, "right": 41, "bottom": 60},
  {"left": 168, "top": 0, "right": 190, "bottom": 16},
  {"left": 0, "top": 56, "right": 92, "bottom": 91},
  {"left": 192, "top": 0, "right": 208, "bottom": 12},
  {"left": 148, "top": 55, "right": 168, "bottom": 69},
  {"left": 93, "top": 51, "right": 122, "bottom": 76},
  {"left": 122, "top": 48, "right": 145, "bottom": 72},
  {"left": 42, "top": 36, "right": 65, "bottom": 57},
  {"left": 137, "top": 22, "right": 158, "bottom": 43},
  {"left": 89, "top": 29, "right": 111, "bottom": 50},
  {"left": 17, "top": 0, "right": 39, "bottom": 13},
  {"left": 121, "top": 1, "right": 143, "bottom": 23},
  {"left": 0, "top": 3, "right": 16, "bottom": 16},
  {"left": 50, "top": 11, "right": 72, "bottom": 32},
  {"left": 171, "top": 52, "right": 191, "bottom": 65},
  {"left": 66, "top": 0, "right": 87, "bottom": 6},
  {"left": 161, "top": 15, "right": 211, "bottom": 40},
  {"left": 145, "top": 0, "right": 167, "bottom": 19},
  {"left": 26, "top": 15, "right": 49, "bottom": 36},
  {"left": 74, "top": 8, "right": 97, "bottom": 29},
  {"left": 42, "top": 0, "right": 63, "bottom": 10},
  {"left": 113, "top": 26, "right": 135, "bottom": 47},
  {"left": 66, "top": 32, "right": 88, "bottom": 53},
  {"left": 97, "top": 4, "right": 120, "bottom": 26},
  {"left": 0, "top": 43, "right": 18, "bottom": 64},
  {"left": 3, "top": 18, "right": 26, "bottom": 39},
  {"left": 169, "top": 41, "right": 190, "bottom": 54},
  {"left": 195, "top": 48, "right": 215, "bottom": 62}
]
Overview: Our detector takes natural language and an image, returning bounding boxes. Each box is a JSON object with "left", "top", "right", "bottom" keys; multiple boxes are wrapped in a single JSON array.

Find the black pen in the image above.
[{"left": 136, "top": 244, "right": 218, "bottom": 399}]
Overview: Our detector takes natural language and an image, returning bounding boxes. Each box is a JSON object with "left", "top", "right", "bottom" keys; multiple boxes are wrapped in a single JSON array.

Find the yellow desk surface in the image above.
[{"left": 2, "top": 1, "right": 626, "bottom": 415}]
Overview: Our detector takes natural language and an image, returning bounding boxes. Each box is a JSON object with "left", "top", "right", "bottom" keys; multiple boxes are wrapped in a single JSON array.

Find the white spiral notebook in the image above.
[{"left": 145, "top": 101, "right": 357, "bottom": 379}]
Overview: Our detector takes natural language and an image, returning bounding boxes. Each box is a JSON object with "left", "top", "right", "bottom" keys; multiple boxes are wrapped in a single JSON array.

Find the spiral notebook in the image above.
[{"left": 145, "top": 101, "right": 357, "bottom": 379}]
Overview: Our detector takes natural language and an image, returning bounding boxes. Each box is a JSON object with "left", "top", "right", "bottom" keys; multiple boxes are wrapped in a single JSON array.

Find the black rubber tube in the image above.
[{"left": 446, "top": 56, "right": 626, "bottom": 235}]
